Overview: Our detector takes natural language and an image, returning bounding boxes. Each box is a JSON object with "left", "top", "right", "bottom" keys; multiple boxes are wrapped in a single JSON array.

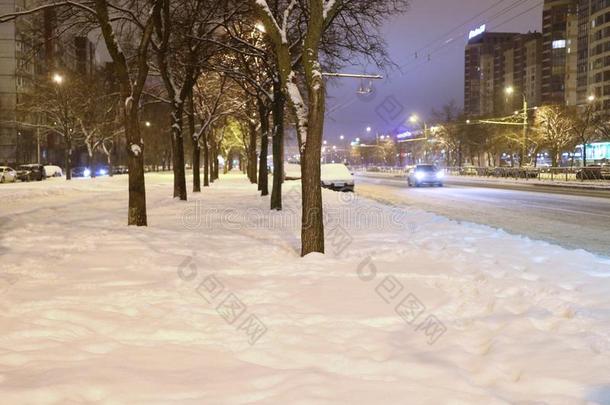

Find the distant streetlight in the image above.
[
  {"left": 323, "top": 140, "right": 327, "bottom": 145},
  {"left": 52, "top": 73, "right": 64, "bottom": 85},
  {"left": 588, "top": 94, "right": 596, "bottom": 103},
  {"left": 366, "top": 126, "right": 372, "bottom": 133},
  {"left": 505, "top": 86, "right": 515, "bottom": 96},
  {"left": 409, "top": 114, "right": 419, "bottom": 124},
  {"left": 145, "top": 121, "right": 151, "bottom": 128},
  {"left": 339, "top": 135, "right": 345, "bottom": 140},
  {"left": 355, "top": 137, "right": 360, "bottom": 142}
]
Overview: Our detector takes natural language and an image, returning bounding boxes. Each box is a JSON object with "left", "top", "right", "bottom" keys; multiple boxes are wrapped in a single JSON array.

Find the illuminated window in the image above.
[{"left": 553, "top": 40, "right": 566, "bottom": 49}]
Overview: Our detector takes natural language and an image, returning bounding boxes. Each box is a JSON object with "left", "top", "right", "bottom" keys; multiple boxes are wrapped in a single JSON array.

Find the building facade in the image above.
[
  {"left": 541, "top": 0, "right": 579, "bottom": 105},
  {"left": 464, "top": 31, "right": 542, "bottom": 118},
  {"left": 0, "top": 0, "right": 96, "bottom": 165}
]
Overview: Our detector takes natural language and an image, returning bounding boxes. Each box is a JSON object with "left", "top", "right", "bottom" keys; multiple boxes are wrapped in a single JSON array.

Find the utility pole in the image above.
[{"left": 522, "top": 96, "right": 528, "bottom": 167}]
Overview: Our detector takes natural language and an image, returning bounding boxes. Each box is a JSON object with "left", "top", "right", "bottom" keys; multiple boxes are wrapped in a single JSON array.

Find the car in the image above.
[
  {"left": 113, "top": 165, "right": 129, "bottom": 175},
  {"left": 16, "top": 164, "right": 45, "bottom": 181},
  {"left": 407, "top": 164, "right": 444, "bottom": 187},
  {"left": 95, "top": 165, "right": 110, "bottom": 176},
  {"left": 43, "top": 165, "right": 63, "bottom": 178},
  {"left": 71, "top": 166, "right": 91, "bottom": 178},
  {"left": 0, "top": 166, "right": 17, "bottom": 183},
  {"left": 321, "top": 163, "right": 355, "bottom": 192}
]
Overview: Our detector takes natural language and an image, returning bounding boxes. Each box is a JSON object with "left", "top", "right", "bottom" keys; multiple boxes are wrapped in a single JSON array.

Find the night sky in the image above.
[{"left": 323, "top": 0, "right": 544, "bottom": 143}]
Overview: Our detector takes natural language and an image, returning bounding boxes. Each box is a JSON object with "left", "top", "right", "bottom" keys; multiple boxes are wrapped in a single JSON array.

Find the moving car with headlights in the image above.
[
  {"left": 0, "top": 166, "right": 17, "bottom": 183},
  {"left": 407, "top": 164, "right": 444, "bottom": 187},
  {"left": 16, "top": 164, "right": 45, "bottom": 181},
  {"left": 321, "top": 163, "right": 354, "bottom": 192},
  {"left": 71, "top": 166, "right": 90, "bottom": 178}
]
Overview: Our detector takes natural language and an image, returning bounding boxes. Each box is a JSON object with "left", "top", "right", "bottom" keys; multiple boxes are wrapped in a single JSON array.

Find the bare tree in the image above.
[{"left": 535, "top": 105, "right": 575, "bottom": 167}]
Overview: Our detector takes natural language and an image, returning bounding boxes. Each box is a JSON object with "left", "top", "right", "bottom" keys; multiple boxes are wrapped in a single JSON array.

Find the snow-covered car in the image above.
[
  {"left": 16, "top": 164, "right": 45, "bottom": 181},
  {"left": 407, "top": 164, "right": 444, "bottom": 187},
  {"left": 43, "top": 165, "right": 63, "bottom": 178},
  {"left": 0, "top": 166, "right": 17, "bottom": 183},
  {"left": 321, "top": 163, "right": 354, "bottom": 192}
]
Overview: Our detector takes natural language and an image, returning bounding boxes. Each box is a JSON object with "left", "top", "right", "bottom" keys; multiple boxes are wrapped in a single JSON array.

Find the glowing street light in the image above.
[
  {"left": 505, "top": 86, "right": 515, "bottom": 95},
  {"left": 145, "top": 121, "right": 152, "bottom": 128},
  {"left": 52, "top": 73, "right": 64, "bottom": 85},
  {"left": 339, "top": 135, "right": 345, "bottom": 140},
  {"left": 366, "top": 126, "right": 372, "bottom": 133},
  {"left": 588, "top": 94, "right": 596, "bottom": 103},
  {"left": 409, "top": 114, "right": 419, "bottom": 124}
]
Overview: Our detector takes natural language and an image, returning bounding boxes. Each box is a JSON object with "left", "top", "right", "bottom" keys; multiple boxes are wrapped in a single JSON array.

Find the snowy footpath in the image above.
[{"left": 1, "top": 173, "right": 609, "bottom": 404}]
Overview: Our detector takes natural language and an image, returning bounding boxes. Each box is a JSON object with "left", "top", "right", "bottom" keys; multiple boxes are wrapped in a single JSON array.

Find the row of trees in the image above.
[
  {"left": 427, "top": 101, "right": 609, "bottom": 168},
  {"left": 1, "top": 0, "right": 408, "bottom": 257}
]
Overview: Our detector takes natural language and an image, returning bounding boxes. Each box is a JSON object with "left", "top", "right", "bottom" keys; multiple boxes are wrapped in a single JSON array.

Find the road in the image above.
[{"left": 355, "top": 174, "right": 610, "bottom": 257}]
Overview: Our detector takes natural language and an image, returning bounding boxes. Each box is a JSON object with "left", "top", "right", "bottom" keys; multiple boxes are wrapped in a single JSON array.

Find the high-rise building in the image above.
[
  {"left": 541, "top": 0, "right": 578, "bottom": 105},
  {"left": 577, "top": 0, "right": 610, "bottom": 110},
  {"left": 464, "top": 31, "right": 519, "bottom": 117},
  {"left": 0, "top": 1, "right": 96, "bottom": 165},
  {"left": 464, "top": 30, "right": 542, "bottom": 117}
]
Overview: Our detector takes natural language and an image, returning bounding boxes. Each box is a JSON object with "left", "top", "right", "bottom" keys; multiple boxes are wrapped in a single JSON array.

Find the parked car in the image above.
[
  {"left": 460, "top": 165, "right": 479, "bottom": 176},
  {"left": 16, "top": 164, "right": 45, "bottom": 181},
  {"left": 0, "top": 166, "right": 17, "bottom": 183},
  {"left": 113, "top": 165, "right": 128, "bottom": 175},
  {"left": 407, "top": 164, "right": 444, "bottom": 187},
  {"left": 321, "top": 163, "right": 355, "bottom": 192},
  {"left": 43, "top": 165, "right": 63, "bottom": 178}
]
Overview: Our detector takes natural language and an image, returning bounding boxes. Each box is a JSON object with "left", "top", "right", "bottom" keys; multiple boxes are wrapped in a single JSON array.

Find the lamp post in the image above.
[{"left": 505, "top": 86, "right": 528, "bottom": 167}]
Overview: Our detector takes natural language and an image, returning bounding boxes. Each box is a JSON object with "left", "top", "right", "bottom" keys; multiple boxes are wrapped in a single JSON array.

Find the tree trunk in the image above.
[
  {"left": 189, "top": 91, "right": 201, "bottom": 193},
  {"left": 125, "top": 106, "right": 147, "bottom": 226},
  {"left": 248, "top": 122, "right": 258, "bottom": 184},
  {"left": 203, "top": 132, "right": 210, "bottom": 187},
  {"left": 171, "top": 102, "right": 187, "bottom": 200},
  {"left": 271, "top": 77, "right": 285, "bottom": 210},
  {"left": 583, "top": 142, "right": 587, "bottom": 167},
  {"left": 65, "top": 138, "right": 72, "bottom": 180},
  {"left": 300, "top": 83, "right": 325, "bottom": 256},
  {"left": 258, "top": 102, "right": 269, "bottom": 196},
  {"left": 88, "top": 150, "right": 96, "bottom": 179}
]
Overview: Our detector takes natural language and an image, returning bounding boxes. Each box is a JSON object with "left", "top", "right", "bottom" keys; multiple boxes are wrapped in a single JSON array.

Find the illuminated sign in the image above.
[{"left": 468, "top": 24, "right": 486, "bottom": 40}]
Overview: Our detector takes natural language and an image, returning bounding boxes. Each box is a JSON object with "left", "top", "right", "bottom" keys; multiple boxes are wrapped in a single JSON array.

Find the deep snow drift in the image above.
[{"left": 1, "top": 173, "right": 609, "bottom": 404}]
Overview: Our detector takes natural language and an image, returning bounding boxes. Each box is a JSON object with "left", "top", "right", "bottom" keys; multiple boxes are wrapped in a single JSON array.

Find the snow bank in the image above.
[{"left": 0, "top": 172, "right": 609, "bottom": 404}]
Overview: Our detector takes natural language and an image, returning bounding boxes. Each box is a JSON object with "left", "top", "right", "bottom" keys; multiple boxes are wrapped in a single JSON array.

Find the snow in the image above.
[
  {"left": 130, "top": 144, "right": 142, "bottom": 156},
  {"left": 286, "top": 71, "right": 307, "bottom": 148},
  {"left": 1, "top": 172, "right": 609, "bottom": 404}
]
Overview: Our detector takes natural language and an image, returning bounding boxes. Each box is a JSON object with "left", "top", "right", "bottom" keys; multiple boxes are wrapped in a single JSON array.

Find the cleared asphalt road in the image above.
[{"left": 355, "top": 174, "right": 610, "bottom": 257}]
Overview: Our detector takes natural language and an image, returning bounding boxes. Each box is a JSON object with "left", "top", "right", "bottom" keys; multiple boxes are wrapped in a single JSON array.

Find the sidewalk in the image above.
[{"left": 1, "top": 173, "right": 609, "bottom": 403}]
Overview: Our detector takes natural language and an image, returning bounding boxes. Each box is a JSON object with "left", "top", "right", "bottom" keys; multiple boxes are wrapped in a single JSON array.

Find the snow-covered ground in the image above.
[{"left": 1, "top": 173, "right": 609, "bottom": 404}]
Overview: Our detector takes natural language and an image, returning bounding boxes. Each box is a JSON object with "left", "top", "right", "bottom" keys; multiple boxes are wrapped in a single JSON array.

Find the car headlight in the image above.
[
  {"left": 415, "top": 172, "right": 425, "bottom": 180},
  {"left": 436, "top": 171, "right": 445, "bottom": 179},
  {"left": 99, "top": 169, "right": 107, "bottom": 176},
  {"left": 83, "top": 169, "right": 91, "bottom": 177}
]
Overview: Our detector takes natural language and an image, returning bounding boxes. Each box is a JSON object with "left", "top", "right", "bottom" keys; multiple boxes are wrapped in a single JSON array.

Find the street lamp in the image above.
[
  {"left": 145, "top": 121, "right": 152, "bottom": 128},
  {"left": 409, "top": 114, "right": 419, "bottom": 124},
  {"left": 588, "top": 94, "right": 596, "bottom": 103},
  {"left": 505, "top": 86, "right": 528, "bottom": 167},
  {"left": 339, "top": 135, "right": 345, "bottom": 140},
  {"left": 52, "top": 73, "right": 64, "bottom": 85}
]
